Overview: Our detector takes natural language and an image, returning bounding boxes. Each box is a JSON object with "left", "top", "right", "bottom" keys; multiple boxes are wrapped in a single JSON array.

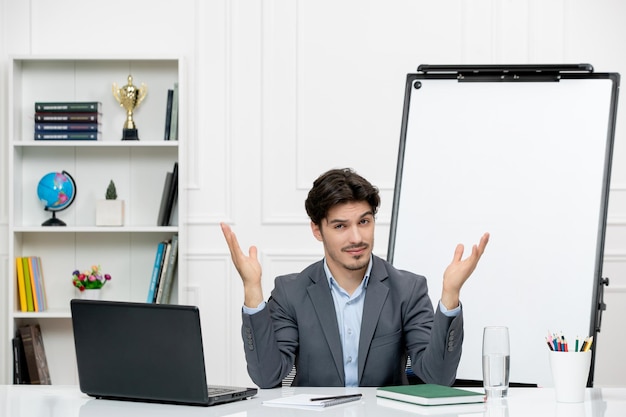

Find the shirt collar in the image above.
[{"left": 323, "top": 255, "right": 372, "bottom": 291}]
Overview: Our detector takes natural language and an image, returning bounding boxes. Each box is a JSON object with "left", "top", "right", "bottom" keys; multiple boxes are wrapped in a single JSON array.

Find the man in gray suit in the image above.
[{"left": 221, "top": 168, "right": 489, "bottom": 388}]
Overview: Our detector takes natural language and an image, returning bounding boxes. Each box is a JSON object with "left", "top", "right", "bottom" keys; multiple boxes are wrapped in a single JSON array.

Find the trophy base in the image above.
[{"left": 122, "top": 128, "right": 140, "bottom": 141}]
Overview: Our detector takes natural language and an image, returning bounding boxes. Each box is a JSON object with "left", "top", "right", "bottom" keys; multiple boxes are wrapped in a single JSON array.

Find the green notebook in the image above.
[{"left": 376, "top": 384, "right": 485, "bottom": 406}]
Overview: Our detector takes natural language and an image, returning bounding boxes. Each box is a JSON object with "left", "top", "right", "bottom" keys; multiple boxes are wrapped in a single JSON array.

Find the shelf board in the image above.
[
  {"left": 12, "top": 54, "right": 182, "bottom": 62},
  {"left": 13, "top": 309, "right": 72, "bottom": 319},
  {"left": 13, "top": 141, "right": 178, "bottom": 148},
  {"left": 13, "top": 226, "right": 179, "bottom": 233}
]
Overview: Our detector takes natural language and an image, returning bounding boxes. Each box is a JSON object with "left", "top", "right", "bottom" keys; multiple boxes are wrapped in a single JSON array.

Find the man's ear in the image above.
[{"left": 311, "top": 221, "right": 323, "bottom": 242}]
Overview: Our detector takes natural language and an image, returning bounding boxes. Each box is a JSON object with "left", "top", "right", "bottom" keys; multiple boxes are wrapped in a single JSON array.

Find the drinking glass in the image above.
[{"left": 482, "top": 326, "right": 510, "bottom": 398}]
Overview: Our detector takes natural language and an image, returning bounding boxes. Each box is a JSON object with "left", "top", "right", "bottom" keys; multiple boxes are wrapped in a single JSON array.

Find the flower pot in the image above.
[
  {"left": 96, "top": 199, "right": 125, "bottom": 226},
  {"left": 79, "top": 289, "right": 102, "bottom": 300}
]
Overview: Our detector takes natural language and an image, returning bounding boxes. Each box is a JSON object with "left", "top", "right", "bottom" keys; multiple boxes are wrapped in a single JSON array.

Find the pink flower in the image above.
[{"left": 72, "top": 265, "right": 112, "bottom": 290}]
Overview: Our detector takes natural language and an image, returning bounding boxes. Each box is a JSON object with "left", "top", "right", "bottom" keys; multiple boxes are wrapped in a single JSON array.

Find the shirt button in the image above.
[
  {"left": 347, "top": 328, "right": 352, "bottom": 335},
  {"left": 347, "top": 356, "right": 352, "bottom": 364}
]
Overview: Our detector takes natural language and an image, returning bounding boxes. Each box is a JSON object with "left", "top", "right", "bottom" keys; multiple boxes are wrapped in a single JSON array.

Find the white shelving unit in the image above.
[{"left": 7, "top": 56, "right": 185, "bottom": 384}]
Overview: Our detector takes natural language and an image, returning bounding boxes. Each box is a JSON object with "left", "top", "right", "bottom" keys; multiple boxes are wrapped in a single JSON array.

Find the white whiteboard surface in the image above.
[{"left": 389, "top": 72, "right": 617, "bottom": 387}]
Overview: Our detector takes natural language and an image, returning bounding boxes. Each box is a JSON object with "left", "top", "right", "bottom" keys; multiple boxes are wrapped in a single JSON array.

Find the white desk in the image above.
[{"left": 1, "top": 385, "right": 625, "bottom": 417}]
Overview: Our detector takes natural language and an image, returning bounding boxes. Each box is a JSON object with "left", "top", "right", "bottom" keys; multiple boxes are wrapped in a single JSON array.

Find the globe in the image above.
[{"left": 37, "top": 171, "right": 77, "bottom": 226}]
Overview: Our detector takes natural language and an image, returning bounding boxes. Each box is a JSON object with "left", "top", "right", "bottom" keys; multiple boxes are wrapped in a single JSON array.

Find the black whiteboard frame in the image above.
[{"left": 387, "top": 64, "right": 620, "bottom": 387}]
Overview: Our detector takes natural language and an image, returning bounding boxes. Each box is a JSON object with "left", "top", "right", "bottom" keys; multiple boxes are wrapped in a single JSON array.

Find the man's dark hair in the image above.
[{"left": 305, "top": 168, "right": 380, "bottom": 225}]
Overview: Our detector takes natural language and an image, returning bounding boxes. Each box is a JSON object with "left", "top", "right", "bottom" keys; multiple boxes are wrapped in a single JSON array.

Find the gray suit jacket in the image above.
[{"left": 241, "top": 255, "right": 463, "bottom": 388}]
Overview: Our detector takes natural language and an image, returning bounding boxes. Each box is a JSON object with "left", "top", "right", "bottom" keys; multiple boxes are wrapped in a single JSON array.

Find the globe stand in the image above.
[{"left": 42, "top": 211, "right": 67, "bottom": 227}]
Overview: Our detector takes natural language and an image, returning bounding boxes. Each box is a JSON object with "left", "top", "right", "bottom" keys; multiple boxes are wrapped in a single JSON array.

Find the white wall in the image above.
[{"left": 1, "top": 0, "right": 625, "bottom": 387}]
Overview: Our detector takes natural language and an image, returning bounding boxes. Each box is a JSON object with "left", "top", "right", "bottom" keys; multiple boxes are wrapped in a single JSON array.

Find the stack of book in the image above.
[
  {"left": 146, "top": 234, "right": 179, "bottom": 304},
  {"left": 13, "top": 324, "right": 52, "bottom": 384},
  {"left": 15, "top": 256, "right": 47, "bottom": 312},
  {"left": 34, "top": 101, "right": 102, "bottom": 140}
]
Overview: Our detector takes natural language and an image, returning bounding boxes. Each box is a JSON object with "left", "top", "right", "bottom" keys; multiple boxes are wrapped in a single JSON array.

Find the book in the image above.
[
  {"left": 12, "top": 333, "right": 30, "bottom": 384},
  {"left": 376, "top": 397, "right": 486, "bottom": 415},
  {"left": 21, "top": 257, "right": 35, "bottom": 312},
  {"left": 35, "top": 122, "right": 101, "bottom": 132},
  {"left": 154, "top": 241, "right": 172, "bottom": 303},
  {"left": 27, "top": 257, "right": 40, "bottom": 312},
  {"left": 164, "top": 89, "right": 174, "bottom": 140},
  {"left": 35, "top": 132, "right": 101, "bottom": 141},
  {"left": 169, "top": 83, "right": 179, "bottom": 140},
  {"left": 29, "top": 256, "right": 47, "bottom": 311},
  {"left": 156, "top": 234, "right": 178, "bottom": 304},
  {"left": 165, "top": 162, "right": 179, "bottom": 225},
  {"left": 263, "top": 393, "right": 362, "bottom": 409},
  {"left": 18, "top": 324, "right": 51, "bottom": 384},
  {"left": 34, "top": 101, "right": 102, "bottom": 112},
  {"left": 376, "top": 384, "right": 485, "bottom": 406},
  {"left": 146, "top": 241, "right": 167, "bottom": 303},
  {"left": 156, "top": 162, "right": 178, "bottom": 226},
  {"left": 15, "top": 257, "right": 27, "bottom": 312},
  {"left": 35, "top": 256, "right": 48, "bottom": 311},
  {"left": 157, "top": 171, "right": 173, "bottom": 226},
  {"left": 35, "top": 112, "right": 101, "bottom": 123}
]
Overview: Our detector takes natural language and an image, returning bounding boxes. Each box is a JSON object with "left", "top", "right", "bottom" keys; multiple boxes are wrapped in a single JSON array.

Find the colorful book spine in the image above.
[
  {"left": 21, "top": 257, "right": 35, "bottom": 312},
  {"left": 155, "top": 242, "right": 172, "bottom": 303},
  {"left": 34, "top": 132, "right": 101, "bottom": 141},
  {"left": 29, "top": 256, "right": 46, "bottom": 312},
  {"left": 157, "top": 234, "right": 179, "bottom": 304},
  {"left": 35, "top": 257, "right": 48, "bottom": 311},
  {"left": 15, "top": 258, "right": 27, "bottom": 312},
  {"left": 34, "top": 101, "right": 102, "bottom": 112},
  {"left": 147, "top": 241, "right": 167, "bottom": 303},
  {"left": 34, "top": 112, "right": 101, "bottom": 123},
  {"left": 27, "top": 257, "right": 40, "bottom": 312}
]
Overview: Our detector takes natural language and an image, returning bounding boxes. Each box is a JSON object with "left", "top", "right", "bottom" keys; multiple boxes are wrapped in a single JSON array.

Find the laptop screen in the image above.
[{"left": 71, "top": 300, "right": 211, "bottom": 405}]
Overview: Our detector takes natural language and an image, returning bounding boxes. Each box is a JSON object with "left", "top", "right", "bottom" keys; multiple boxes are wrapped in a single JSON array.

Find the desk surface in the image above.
[{"left": 1, "top": 385, "right": 625, "bottom": 417}]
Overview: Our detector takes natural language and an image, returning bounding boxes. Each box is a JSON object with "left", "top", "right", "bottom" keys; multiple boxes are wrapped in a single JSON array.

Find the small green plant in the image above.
[{"left": 105, "top": 180, "right": 118, "bottom": 200}]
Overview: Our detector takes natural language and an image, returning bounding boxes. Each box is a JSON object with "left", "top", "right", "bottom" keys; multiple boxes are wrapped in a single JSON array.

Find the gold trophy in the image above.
[{"left": 112, "top": 75, "right": 147, "bottom": 140}]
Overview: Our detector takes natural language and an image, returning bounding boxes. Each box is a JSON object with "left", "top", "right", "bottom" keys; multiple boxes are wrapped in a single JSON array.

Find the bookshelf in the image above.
[{"left": 7, "top": 56, "right": 185, "bottom": 384}]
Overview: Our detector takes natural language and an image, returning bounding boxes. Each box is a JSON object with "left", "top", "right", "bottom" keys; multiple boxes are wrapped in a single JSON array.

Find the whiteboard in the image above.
[{"left": 388, "top": 66, "right": 619, "bottom": 388}]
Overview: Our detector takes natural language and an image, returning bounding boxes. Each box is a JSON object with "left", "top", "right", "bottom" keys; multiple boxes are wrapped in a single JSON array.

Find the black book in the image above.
[
  {"left": 164, "top": 89, "right": 174, "bottom": 140},
  {"left": 165, "top": 162, "right": 179, "bottom": 225},
  {"left": 157, "top": 172, "right": 173, "bottom": 227},
  {"left": 12, "top": 334, "right": 30, "bottom": 384},
  {"left": 156, "top": 162, "right": 179, "bottom": 226}
]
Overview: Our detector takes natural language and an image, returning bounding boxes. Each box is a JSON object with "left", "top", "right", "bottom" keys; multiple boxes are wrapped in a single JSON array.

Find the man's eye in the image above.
[
  {"left": 334, "top": 224, "right": 345, "bottom": 229},
  {"left": 360, "top": 219, "right": 370, "bottom": 225}
]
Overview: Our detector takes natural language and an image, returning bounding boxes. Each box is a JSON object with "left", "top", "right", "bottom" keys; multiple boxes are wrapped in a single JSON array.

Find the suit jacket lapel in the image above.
[
  {"left": 306, "top": 266, "right": 345, "bottom": 385},
  {"left": 358, "top": 257, "right": 389, "bottom": 383}
]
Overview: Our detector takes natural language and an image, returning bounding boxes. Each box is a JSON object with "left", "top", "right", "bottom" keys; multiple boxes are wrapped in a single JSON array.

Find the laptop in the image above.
[{"left": 70, "top": 299, "right": 257, "bottom": 406}]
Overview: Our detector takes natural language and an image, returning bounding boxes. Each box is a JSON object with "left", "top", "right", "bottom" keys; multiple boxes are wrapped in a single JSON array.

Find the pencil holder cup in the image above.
[{"left": 549, "top": 350, "right": 591, "bottom": 403}]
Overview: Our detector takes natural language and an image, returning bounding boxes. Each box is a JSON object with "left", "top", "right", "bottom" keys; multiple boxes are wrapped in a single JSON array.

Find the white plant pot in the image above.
[
  {"left": 96, "top": 200, "right": 125, "bottom": 226},
  {"left": 79, "top": 289, "right": 102, "bottom": 300}
]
